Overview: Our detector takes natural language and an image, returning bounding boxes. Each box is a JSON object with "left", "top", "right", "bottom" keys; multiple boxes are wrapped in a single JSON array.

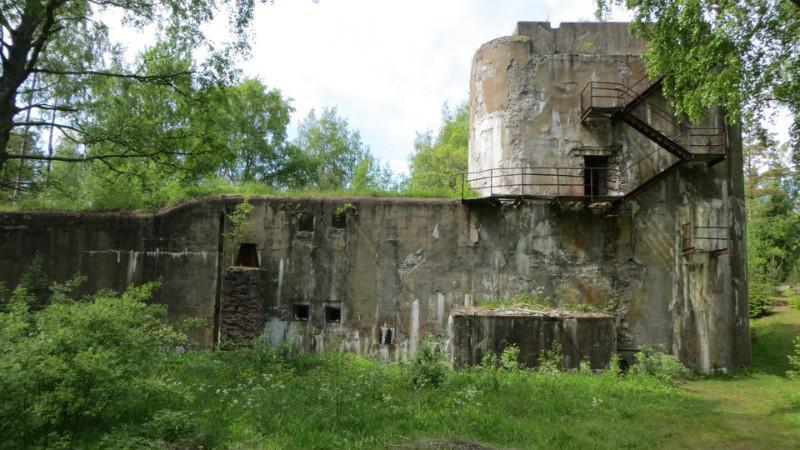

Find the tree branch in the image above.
[
  {"left": 32, "top": 67, "right": 193, "bottom": 83},
  {"left": 15, "top": 103, "right": 78, "bottom": 113},
  {"left": 23, "top": 0, "right": 65, "bottom": 75},
  {"left": 14, "top": 120, "right": 84, "bottom": 134}
]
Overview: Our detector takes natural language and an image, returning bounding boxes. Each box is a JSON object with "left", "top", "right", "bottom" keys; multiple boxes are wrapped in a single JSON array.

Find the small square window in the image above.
[
  {"left": 332, "top": 213, "right": 346, "bottom": 229},
  {"left": 293, "top": 304, "right": 309, "bottom": 321},
  {"left": 235, "top": 243, "right": 259, "bottom": 267},
  {"left": 325, "top": 305, "right": 341, "bottom": 323},
  {"left": 298, "top": 213, "right": 314, "bottom": 232}
]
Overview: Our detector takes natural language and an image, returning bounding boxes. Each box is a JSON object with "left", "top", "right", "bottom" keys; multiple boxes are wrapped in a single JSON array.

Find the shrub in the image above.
[
  {"left": 537, "top": 343, "right": 564, "bottom": 374},
  {"left": 788, "top": 335, "right": 800, "bottom": 380},
  {"left": 788, "top": 295, "right": 800, "bottom": 311},
  {"left": 749, "top": 281, "right": 773, "bottom": 318},
  {"left": 410, "top": 340, "right": 447, "bottom": 388},
  {"left": 0, "top": 282, "right": 188, "bottom": 449},
  {"left": 500, "top": 344, "right": 521, "bottom": 370},
  {"left": 630, "top": 346, "right": 689, "bottom": 383}
]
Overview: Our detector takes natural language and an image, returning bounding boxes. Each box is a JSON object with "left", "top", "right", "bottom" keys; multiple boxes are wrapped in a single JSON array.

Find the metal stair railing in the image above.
[
  {"left": 580, "top": 80, "right": 726, "bottom": 159},
  {"left": 458, "top": 145, "right": 682, "bottom": 203}
]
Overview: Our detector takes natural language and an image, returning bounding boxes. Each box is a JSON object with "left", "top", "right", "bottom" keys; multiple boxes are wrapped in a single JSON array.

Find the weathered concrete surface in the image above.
[
  {"left": 450, "top": 310, "right": 616, "bottom": 369},
  {"left": 0, "top": 22, "right": 750, "bottom": 372},
  {"left": 0, "top": 206, "right": 222, "bottom": 344},
  {"left": 0, "top": 189, "right": 749, "bottom": 370},
  {"left": 469, "top": 22, "right": 723, "bottom": 198}
]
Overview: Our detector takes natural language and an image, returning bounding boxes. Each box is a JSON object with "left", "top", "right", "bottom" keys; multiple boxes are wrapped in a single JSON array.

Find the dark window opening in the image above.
[
  {"left": 235, "top": 243, "right": 259, "bottom": 267},
  {"left": 332, "top": 212, "right": 346, "bottom": 229},
  {"left": 325, "top": 305, "right": 341, "bottom": 323},
  {"left": 382, "top": 328, "right": 393, "bottom": 345},
  {"left": 298, "top": 213, "right": 315, "bottom": 232},
  {"left": 293, "top": 304, "right": 310, "bottom": 321},
  {"left": 584, "top": 155, "right": 609, "bottom": 196}
]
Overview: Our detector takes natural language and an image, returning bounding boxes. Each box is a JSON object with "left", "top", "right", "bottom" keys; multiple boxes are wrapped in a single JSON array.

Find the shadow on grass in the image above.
[{"left": 752, "top": 318, "right": 800, "bottom": 375}]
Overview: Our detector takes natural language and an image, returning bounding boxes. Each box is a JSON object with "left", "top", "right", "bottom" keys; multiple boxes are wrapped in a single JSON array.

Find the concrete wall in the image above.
[
  {"left": 450, "top": 312, "right": 616, "bottom": 369},
  {"left": 0, "top": 187, "right": 749, "bottom": 370},
  {"left": 0, "top": 21, "right": 749, "bottom": 372}
]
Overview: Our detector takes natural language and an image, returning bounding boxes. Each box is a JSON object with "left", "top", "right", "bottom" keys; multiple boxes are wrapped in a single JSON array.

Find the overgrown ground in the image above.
[
  {"left": 3, "top": 289, "right": 799, "bottom": 449},
  {"left": 90, "top": 310, "right": 800, "bottom": 449}
]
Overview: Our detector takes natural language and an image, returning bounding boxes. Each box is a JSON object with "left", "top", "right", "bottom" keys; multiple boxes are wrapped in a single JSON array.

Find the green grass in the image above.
[
  {"left": 86, "top": 351, "right": 718, "bottom": 450},
  {"left": 71, "top": 303, "right": 800, "bottom": 450},
  {"left": 674, "top": 307, "right": 800, "bottom": 449},
  {"left": 12, "top": 299, "right": 800, "bottom": 449},
  {"left": 0, "top": 179, "right": 465, "bottom": 214},
  {"left": 476, "top": 293, "right": 610, "bottom": 314}
]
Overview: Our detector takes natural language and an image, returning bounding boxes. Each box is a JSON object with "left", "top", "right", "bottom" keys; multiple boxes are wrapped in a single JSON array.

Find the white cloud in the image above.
[
  {"left": 243, "top": 0, "right": 601, "bottom": 174},
  {"left": 101, "top": 1, "right": 643, "bottom": 176}
]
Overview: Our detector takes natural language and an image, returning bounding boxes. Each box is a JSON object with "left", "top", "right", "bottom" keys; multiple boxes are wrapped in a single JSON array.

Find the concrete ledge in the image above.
[{"left": 450, "top": 309, "right": 616, "bottom": 370}]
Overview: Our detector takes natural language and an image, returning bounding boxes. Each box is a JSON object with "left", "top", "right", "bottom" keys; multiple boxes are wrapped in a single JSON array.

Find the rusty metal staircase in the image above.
[
  {"left": 618, "top": 113, "right": 694, "bottom": 161},
  {"left": 580, "top": 76, "right": 727, "bottom": 166},
  {"left": 458, "top": 75, "right": 727, "bottom": 206}
]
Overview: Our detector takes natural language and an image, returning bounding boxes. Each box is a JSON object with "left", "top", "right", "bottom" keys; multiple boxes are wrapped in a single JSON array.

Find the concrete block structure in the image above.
[{"left": 0, "top": 22, "right": 749, "bottom": 372}]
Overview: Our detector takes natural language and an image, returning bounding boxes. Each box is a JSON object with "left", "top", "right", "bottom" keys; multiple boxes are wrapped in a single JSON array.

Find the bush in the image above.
[
  {"left": 749, "top": 281, "right": 774, "bottom": 318},
  {"left": 410, "top": 340, "right": 447, "bottom": 388},
  {"left": 788, "top": 295, "right": 800, "bottom": 310},
  {"left": 537, "top": 343, "right": 564, "bottom": 374},
  {"left": 500, "top": 344, "right": 521, "bottom": 370},
  {"left": 630, "top": 346, "right": 689, "bottom": 383},
  {"left": 0, "top": 282, "right": 188, "bottom": 449},
  {"left": 788, "top": 335, "right": 800, "bottom": 380}
]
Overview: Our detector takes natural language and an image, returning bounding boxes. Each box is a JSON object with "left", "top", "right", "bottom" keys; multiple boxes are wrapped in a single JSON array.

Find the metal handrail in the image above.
[
  {"left": 460, "top": 165, "right": 619, "bottom": 201},
  {"left": 458, "top": 142, "right": 687, "bottom": 202},
  {"left": 682, "top": 223, "right": 729, "bottom": 252},
  {"left": 581, "top": 81, "right": 726, "bottom": 155}
]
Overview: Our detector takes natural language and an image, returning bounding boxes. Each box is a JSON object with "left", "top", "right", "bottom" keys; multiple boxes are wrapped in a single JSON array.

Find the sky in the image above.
[
  {"left": 111, "top": 0, "right": 791, "bottom": 174},
  {"left": 234, "top": 0, "right": 625, "bottom": 174}
]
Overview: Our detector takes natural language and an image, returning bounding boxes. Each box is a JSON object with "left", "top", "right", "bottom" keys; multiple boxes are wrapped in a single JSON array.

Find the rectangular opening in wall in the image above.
[
  {"left": 332, "top": 212, "right": 346, "bottom": 229},
  {"left": 298, "top": 213, "right": 315, "bottom": 232},
  {"left": 584, "top": 155, "right": 609, "bottom": 196},
  {"left": 293, "top": 304, "right": 310, "bottom": 321},
  {"left": 380, "top": 327, "right": 393, "bottom": 345},
  {"left": 235, "top": 243, "right": 260, "bottom": 267},
  {"left": 325, "top": 305, "right": 341, "bottom": 323}
]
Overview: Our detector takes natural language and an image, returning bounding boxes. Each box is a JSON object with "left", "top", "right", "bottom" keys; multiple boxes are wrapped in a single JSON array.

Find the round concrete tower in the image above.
[{"left": 468, "top": 22, "right": 648, "bottom": 198}]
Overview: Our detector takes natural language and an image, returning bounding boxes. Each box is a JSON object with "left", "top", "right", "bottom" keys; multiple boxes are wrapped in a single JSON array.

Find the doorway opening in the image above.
[{"left": 584, "top": 155, "right": 609, "bottom": 196}]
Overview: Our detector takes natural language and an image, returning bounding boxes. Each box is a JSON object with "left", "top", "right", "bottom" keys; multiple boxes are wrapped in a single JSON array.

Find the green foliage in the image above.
[
  {"left": 408, "top": 102, "right": 470, "bottom": 197},
  {"left": 630, "top": 346, "right": 689, "bottom": 383},
  {"left": 749, "top": 281, "right": 774, "bottom": 319},
  {"left": 1, "top": 0, "right": 268, "bottom": 193},
  {"left": 537, "top": 343, "right": 564, "bottom": 374},
  {"left": 3, "top": 308, "right": 799, "bottom": 448},
  {"left": 789, "top": 295, "right": 800, "bottom": 310},
  {"left": 226, "top": 196, "right": 254, "bottom": 244},
  {"left": 788, "top": 335, "right": 800, "bottom": 380},
  {"left": 500, "top": 344, "right": 521, "bottom": 371},
  {"left": 0, "top": 281, "right": 187, "bottom": 449},
  {"left": 410, "top": 340, "right": 447, "bottom": 388},
  {"left": 14, "top": 254, "right": 51, "bottom": 310},
  {"left": 478, "top": 293, "right": 556, "bottom": 310},
  {"left": 598, "top": 0, "right": 800, "bottom": 162},
  {"left": 294, "top": 107, "right": 400, "bottom": 192},
  {"left": 335, "top": 202, "right": 357, "bottom": 217},
  {"left": 741, "top": 132, "right": 800, "bottom": 287}
]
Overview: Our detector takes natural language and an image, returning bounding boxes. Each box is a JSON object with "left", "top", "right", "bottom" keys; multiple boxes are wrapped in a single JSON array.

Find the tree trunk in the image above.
[{"left": 0, "top": 0, "right": 60, "bottom": 172}]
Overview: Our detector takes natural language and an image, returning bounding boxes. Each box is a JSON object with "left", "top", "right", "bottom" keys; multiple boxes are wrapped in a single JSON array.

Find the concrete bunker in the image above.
[{"left": 0, "top": 22, "right": 750, "bottom": 372}]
